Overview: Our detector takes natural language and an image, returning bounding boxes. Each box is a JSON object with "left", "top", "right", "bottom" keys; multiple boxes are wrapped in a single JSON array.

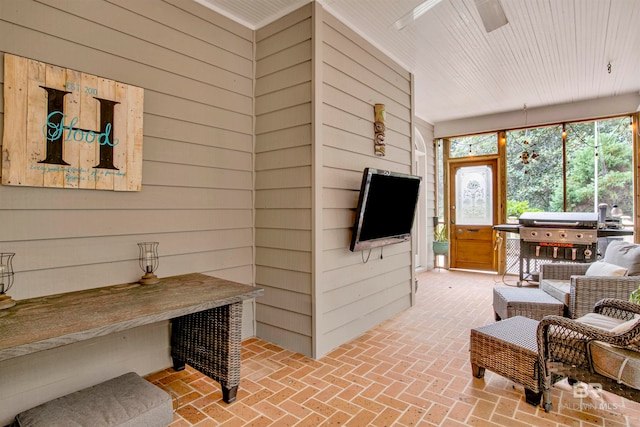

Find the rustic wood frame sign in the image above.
[{"left": 2, "top": 54, "right": 143, "bottom": 191}]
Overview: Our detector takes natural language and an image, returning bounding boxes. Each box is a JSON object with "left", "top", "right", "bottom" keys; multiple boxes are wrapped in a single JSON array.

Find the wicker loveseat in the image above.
[
  {"left": 540, "top": 240, "right": 640, "bottom": 319},
  {"left": 537, "top": 298, "right": 640, "bottom": 412}
]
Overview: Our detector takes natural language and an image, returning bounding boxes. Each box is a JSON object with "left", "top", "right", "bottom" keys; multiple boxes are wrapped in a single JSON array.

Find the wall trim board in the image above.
[{"left": 434, "top": 92, "right": 640, "bottom": 138}]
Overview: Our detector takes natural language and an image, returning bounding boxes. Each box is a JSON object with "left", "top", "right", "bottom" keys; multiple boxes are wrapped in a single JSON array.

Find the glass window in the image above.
[
  {"left": 566, "top": 117, "right": 633, "bottom": 220},
  {"left": 506, "top": 125, "right": 563, "bottom": 214},
  {"left": 450, "top": 133, "right": 498, "bottom": 158},
  {"left": 442, "top": 115, "right": 634, "bottom": 224},
  {"left": 436, "top": 140, "right": 444, "bottom": 220}
]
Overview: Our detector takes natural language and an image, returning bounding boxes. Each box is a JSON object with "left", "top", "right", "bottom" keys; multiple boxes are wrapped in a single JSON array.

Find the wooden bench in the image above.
[{"left": 0, "top": 273, "right": 264, "bottom": 420}]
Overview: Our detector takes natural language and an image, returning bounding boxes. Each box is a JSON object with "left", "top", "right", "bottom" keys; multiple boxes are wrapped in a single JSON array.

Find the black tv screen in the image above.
[{"left": 350, "top": 168, "right": 422, "bottom": 252}]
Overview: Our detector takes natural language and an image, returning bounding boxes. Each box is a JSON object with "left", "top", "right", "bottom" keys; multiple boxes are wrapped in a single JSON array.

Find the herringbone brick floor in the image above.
[{"left": 146, "top": 269, "right": 640, "bottom": 426}]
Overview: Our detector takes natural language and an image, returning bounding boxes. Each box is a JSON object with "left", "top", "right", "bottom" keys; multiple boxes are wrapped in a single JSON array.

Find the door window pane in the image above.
[{"left": 455, "top": 165, "right": 493, "bottom": 225}]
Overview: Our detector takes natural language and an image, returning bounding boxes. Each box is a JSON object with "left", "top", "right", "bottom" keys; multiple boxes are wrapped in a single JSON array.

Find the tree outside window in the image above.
[{"left": 505, "top": 116, "right": 633, "bottom": 223}]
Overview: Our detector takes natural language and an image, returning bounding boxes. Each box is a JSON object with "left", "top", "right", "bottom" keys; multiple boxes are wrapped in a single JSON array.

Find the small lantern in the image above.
[
  {"left": 0, "top": 253, "right": 16, "bottom": 310},
  {"left": 137, "top": 242, "right": 160, "bottom": 285}
]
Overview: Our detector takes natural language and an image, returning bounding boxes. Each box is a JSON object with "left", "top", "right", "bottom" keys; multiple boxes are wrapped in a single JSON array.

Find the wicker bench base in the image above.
[
  {"left": 493, "top": 287, "right": 564, "bottom": 321},
  {"left": 171, "top": 302, "right": 243, "bottom": 403},
  {"left": 470, "top": 316, "right": 543, "bottom": 406}
]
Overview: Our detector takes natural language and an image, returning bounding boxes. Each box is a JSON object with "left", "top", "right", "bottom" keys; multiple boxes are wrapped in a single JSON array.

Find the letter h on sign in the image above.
[{"left": 40, "top": 86, "right": 120, "bottom": 170}]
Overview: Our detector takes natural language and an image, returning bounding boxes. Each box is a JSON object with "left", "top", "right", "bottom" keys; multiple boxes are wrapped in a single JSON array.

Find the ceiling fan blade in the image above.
[
  {"left": 475, "top": 0, "right": 508, "bottom": 32},
  {"left": 392, "top": 0, "right": 444, "bottom": 30}
]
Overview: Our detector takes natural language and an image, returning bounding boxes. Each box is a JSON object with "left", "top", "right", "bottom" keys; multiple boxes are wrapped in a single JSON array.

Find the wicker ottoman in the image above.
[
  {"left": 470, "top": 316, "right": 542, "bottom": 406},
  {"left": 493, "top": 287, "right": 564, "bottom": 321}
]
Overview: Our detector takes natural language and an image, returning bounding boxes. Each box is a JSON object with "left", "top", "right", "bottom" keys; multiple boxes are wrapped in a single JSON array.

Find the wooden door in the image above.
[{"left": 449, "top": 159, "right": 498, "bottom": 271}]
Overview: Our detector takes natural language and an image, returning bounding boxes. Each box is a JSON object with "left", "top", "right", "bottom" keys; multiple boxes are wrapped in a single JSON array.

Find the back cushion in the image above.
[
  {"left": 603, "top": 241, "right": 640, "bottom": 276},
  {"left": 585, "top": 261, "right": 628, "bottom": 277}
]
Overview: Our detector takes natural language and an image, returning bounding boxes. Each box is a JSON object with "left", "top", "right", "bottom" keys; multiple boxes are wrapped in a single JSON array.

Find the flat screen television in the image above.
[{"left": 350, "top": 168, "right": 422, "bottom": 252}]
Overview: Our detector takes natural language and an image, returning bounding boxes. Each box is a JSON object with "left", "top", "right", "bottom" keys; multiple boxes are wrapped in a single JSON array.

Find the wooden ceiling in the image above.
[{"left": 195, "top": 0, "right": 640, "bottom": 124}]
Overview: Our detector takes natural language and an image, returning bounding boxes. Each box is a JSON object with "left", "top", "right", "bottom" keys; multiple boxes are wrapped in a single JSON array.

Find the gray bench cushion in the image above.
[{"left": 13, "top": 372, "right": 172, "bottom": 427}]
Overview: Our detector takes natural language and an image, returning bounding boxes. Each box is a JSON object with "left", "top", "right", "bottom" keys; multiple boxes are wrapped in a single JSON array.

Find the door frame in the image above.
[
  {"left": 441, "top": 134, "right": 507, "bottom": 272},
  {"left": 448, "top": 158, "right": 498, "bottom": 271},
  {"left": 414, "top": 129, "right": 428, "bottom": 270}
]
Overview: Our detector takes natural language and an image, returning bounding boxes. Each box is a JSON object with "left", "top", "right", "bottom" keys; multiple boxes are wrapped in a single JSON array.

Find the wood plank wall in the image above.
[
  {"left": 254, "top": 4, "right": 314, "bottom": 356},
  {"left": 0, "top": 0, "right": 255, "bottom": 422},
  {"left": 254, "top": 4, "right": 415, "bottom": 358},
  {"left": 317, "top": 13, "right": 414, "bottom": 356},
  {"left": 0, "top": 2, "right": 419, "bottom": 418}
]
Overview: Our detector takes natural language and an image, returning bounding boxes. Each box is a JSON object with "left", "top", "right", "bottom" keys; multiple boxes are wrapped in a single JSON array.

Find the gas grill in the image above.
[{"left": 518, "top": 212, "right": 598, "bottom": 284}]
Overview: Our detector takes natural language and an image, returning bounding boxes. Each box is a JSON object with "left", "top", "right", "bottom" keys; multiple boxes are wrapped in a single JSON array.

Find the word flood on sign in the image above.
[{"left": 2, "top": 54, "right": 144, "bottom": 191}]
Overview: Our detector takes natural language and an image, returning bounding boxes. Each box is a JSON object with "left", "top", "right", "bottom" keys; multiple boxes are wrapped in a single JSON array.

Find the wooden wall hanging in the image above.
[
  {"left": 374, "top": 103, "right": 385, "bottom": 156},
  {"left": 2, "top": 54, "right": 144, "bottom": 191}
]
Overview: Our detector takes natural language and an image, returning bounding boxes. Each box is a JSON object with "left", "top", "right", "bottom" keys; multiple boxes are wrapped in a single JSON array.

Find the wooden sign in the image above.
[{"left": 2, "top": 54, "right": 144, "bottom": 191}]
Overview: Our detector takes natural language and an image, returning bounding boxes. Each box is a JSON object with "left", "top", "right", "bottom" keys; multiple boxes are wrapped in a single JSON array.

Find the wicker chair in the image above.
[
  {"left": 540, "top": 240, "right": 640, "bottom": 319},
  {"left": 537, "top": 298, "right": 640, "bottom": 412}
]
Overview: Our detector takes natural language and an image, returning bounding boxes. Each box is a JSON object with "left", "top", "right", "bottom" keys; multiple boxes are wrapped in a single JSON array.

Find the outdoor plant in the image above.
[
  {"left": 434, "top": 223, "right": 448, "bottom": 242},
  {"left": 630, "top": 286, "right": 640, "bottom": 304},
  {"left": 506, "top": 200, "right": 541, "bottom": 219}
]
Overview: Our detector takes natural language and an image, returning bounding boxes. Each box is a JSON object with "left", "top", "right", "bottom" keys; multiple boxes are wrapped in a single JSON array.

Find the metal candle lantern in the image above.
[
  {"left": 0, "top": 253, "right": 16, "bottom": 310},
  {"left": 137, "top": 242, "right": 160, "bottom": 285}
]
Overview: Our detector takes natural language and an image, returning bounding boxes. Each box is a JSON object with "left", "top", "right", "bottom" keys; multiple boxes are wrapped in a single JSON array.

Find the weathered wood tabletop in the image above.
[{"left": 0, "top": 273, "right": 263, "bottom": 362}]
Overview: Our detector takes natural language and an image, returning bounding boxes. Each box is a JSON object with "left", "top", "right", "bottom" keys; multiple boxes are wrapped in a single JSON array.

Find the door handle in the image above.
[{"left": 467, "top": 229, "right": 480, "bottom": 232}]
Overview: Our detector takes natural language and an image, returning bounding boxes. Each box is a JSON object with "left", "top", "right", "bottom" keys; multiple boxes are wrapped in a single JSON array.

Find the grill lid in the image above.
[{"left": 519, "top": 212, "right": 597, "bottom": 228}]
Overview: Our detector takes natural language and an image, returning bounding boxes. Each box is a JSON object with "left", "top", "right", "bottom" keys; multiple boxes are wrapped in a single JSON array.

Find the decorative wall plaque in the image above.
[
  {"left": 373, "top": 103, "right": 386, "bottom": 156},
  {"left": 2, "top": 54, "right": 144, "bottom": 191}
]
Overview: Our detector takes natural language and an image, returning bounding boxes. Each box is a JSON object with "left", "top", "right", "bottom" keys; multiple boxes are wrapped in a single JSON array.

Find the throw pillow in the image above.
[
  {"left": 585, "top": 261, "right": 628, "bottom": 277},
  {"left": 603, "top": 241, "right": 640, "bottom": 276}
]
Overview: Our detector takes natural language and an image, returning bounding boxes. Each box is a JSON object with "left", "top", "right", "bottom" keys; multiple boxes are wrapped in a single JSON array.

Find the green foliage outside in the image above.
[
  {"left": 450, "top": 133, "right": 498, "bottom": 158},
  {"left": 506, "top": 200, "right": 541, "bottom": 219},
  {"left": 506, "top": 117, "right": 633, "bottom": 216},
  {"left": 631, "top": 286, "right": 640, "bottom": 304}
]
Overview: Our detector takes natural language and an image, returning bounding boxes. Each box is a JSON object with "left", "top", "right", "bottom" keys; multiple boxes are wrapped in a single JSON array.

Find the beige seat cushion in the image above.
[
  {"left": 575, "top": 313, "right": 626, "bottom": 331},
  {"left": 540, "top": 279, "right": 570, "bottom": 306},
  {"left": 610, "top": 315, "right": 640, "bottom": 334},
  {"left": 589, "top": 341, "right": 640, "bottom": 389}
]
